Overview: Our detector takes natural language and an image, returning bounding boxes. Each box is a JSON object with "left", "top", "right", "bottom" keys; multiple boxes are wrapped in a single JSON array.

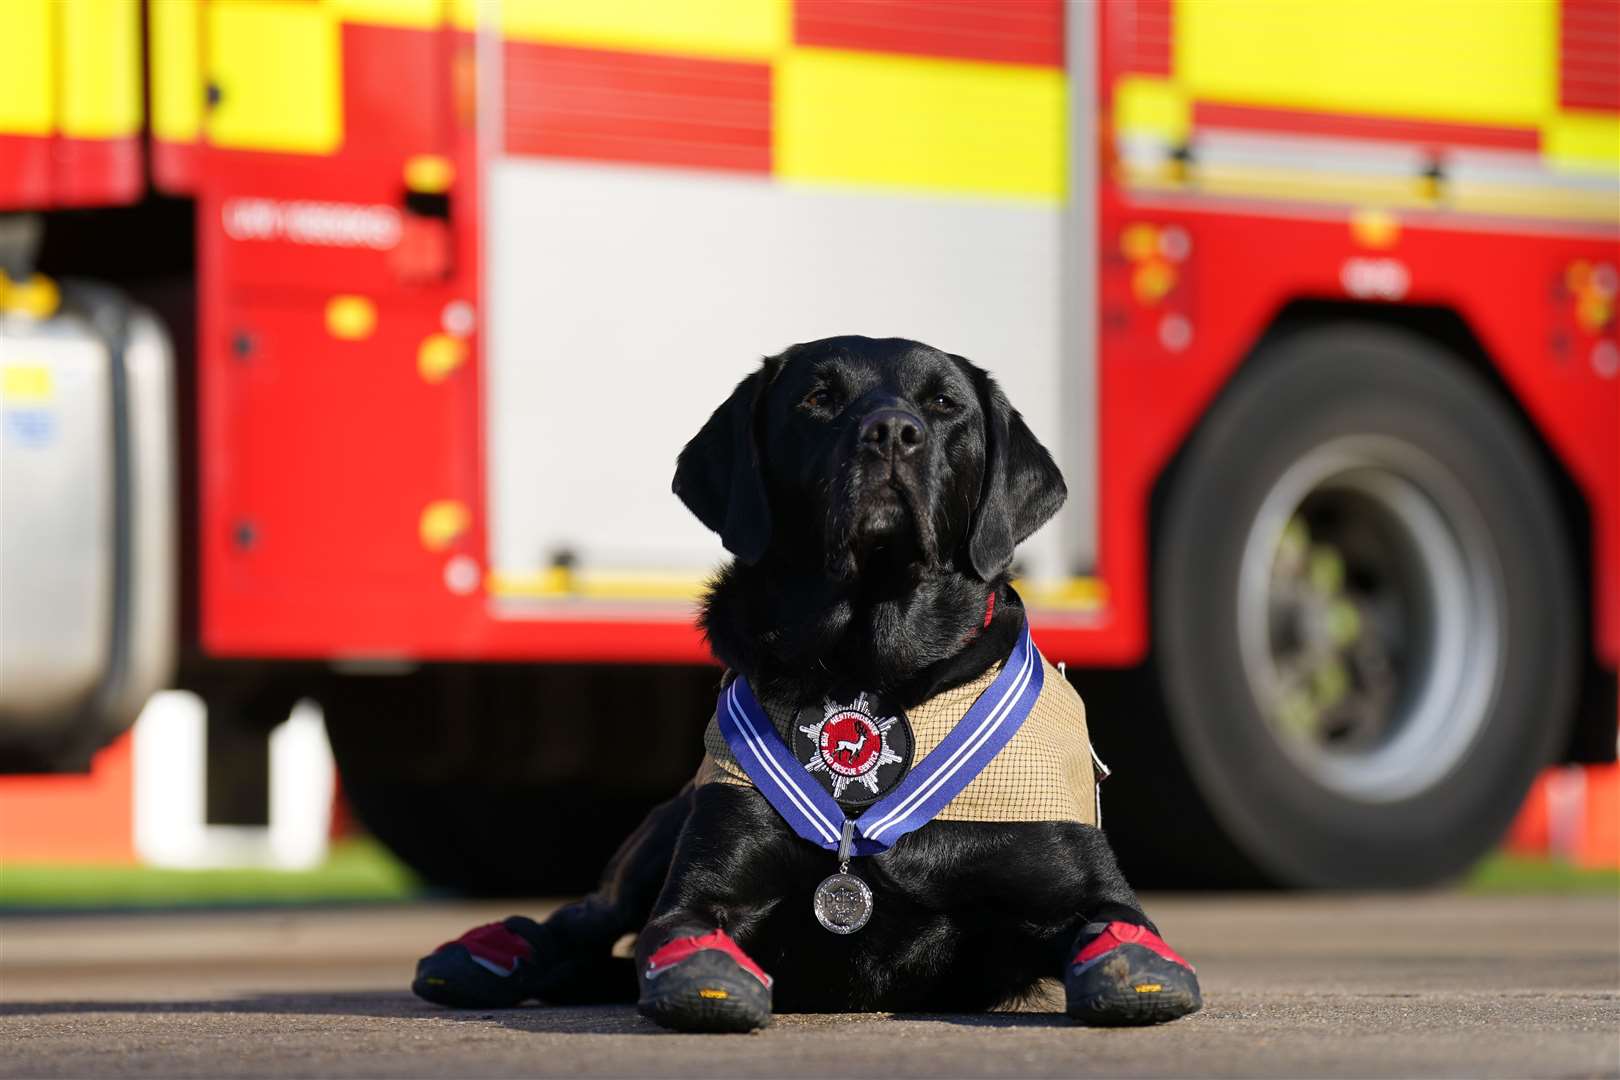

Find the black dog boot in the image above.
[
  {"left": 638, "top": 929, "right": 773, "bottom": 1033},
  {"left": 413, "top": 916, "right": 552, "bottom": 1008},
  {"left": 1065, "top": 920, "right": 1202, "bottom": 1026}
]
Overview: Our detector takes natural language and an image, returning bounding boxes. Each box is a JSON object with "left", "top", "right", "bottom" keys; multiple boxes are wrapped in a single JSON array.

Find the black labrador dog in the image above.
[{"left": 413, "top": 336, "right": 1200, "bottom": 1030}]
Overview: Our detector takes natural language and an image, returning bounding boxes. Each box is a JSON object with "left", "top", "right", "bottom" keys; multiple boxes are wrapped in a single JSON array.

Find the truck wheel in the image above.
[
  {"left": 1151, "top": 323, "right": 1579, "bottom": 887},
  {"left": 322, "top": 664, "right": 714, "bottom": 896}
]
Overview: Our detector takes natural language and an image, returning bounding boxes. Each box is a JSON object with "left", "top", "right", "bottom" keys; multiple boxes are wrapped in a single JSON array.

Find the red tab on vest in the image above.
[
  {"left": 441, "top": 921, "right": 534, "bottom": 974},
  {"left": 646, "top": 928, "right": 773, "bottom": 989},
  {"left": 1071, "top": 921, "right": 1195, "bottom": 973}
]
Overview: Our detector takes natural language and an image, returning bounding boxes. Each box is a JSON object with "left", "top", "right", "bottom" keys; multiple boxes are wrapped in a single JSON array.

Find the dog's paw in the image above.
[
  {"left": 1064, "top": 921, "right": 1202, "bottom": 1026},
  {"left": 638, "top": 930, "right": 773, "bottom": 1033},
  {"left": 413, "top": 916, "right": 549, "bottom": 1009}
]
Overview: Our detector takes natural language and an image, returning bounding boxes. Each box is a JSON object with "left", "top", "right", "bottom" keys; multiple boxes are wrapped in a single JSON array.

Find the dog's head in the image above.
[{"left": 673, "top": 336, "right": 1065, "bottom": 583}]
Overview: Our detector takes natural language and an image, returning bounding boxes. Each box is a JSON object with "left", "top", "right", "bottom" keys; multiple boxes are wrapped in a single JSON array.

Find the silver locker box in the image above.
[{"left": 0, "top": 296, "right": 177, "bottom": 753}]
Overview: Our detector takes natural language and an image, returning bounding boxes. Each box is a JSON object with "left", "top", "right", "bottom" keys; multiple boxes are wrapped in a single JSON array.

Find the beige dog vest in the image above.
[{"left": 698, "top": 655, "right": 1100, "bottom": 826}]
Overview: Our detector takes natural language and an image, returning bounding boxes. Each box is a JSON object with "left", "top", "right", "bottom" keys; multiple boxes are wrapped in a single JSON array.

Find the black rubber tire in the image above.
[
  {"left": 322, "top": 664, "right": 715, "bottom": 896},
  {"left": 1148, "top": 323, "right": 1580, "bottom": 888}
]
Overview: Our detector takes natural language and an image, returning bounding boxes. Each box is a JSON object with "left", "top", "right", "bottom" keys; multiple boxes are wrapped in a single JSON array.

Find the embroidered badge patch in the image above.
[{"left": 792, "top": 693, "right": 913, "bottom": 808}]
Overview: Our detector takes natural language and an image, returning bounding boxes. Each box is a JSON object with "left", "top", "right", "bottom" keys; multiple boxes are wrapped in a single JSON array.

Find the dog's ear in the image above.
[
  {"left": 964, "top": 363, "right": 1067, "bottom": 581},
  {"left": 672, "top": 358, "right": 779, "bottom": 564}
]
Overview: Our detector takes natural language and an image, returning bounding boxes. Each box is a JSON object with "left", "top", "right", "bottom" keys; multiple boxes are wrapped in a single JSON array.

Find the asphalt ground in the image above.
[{"left": 2, "top": 892, "right": 1616, "bottom": 1078}]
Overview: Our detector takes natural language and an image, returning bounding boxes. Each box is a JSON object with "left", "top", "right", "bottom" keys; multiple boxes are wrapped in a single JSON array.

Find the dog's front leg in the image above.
[
  {"left": 634, "top": 784, "right": 787, "bottom": 1033},
  {"left": 1048, "top": 824, "right": 1203, "bottom": 1026},
  {"left": 413, "top": 781, "right": 697, "bottom": 1008}
]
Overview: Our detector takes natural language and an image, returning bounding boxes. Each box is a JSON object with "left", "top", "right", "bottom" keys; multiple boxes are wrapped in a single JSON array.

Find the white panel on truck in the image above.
[{"left": 484, "top": 161, "right": 1069, "bottom": 604}]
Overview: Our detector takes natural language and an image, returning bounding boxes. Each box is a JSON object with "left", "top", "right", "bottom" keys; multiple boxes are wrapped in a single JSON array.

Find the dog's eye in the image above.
[
  {"left": 926, "top": 393, "right": 958, "bottom": 414},
  {"left": 802, "top": 387, "right": 836, "bottom": 410}
]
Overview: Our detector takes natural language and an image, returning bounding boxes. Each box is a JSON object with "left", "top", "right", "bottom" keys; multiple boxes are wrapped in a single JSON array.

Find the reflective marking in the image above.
[
  {"left": 1178, "top": 1, "right": 1554, "bottom": 131},
  {"left": 418, "top": 333, "right": 468, "bottom": 382},
  {"left": 1350, "top": 209, "right": 1400, "bottom": 250},
  {"left": 469, "top": 955, "right": 515, "bottom": 977},
  {"left": 326, "top": 295, "right": 378, "bottom": 341},
  {"left": 207, "top": 0, "right": 341, "bottom": 153},
  {"left": 419, "top": 500, "right": 471, "bottom": 551},
  {"left": 775, "top": 47, "right": 1065, "bottom": 200}
]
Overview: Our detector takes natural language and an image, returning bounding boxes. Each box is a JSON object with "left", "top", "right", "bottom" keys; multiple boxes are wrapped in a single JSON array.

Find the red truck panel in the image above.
[{"left": 193, "top": 12, "right": 1617, "bottom": 676}]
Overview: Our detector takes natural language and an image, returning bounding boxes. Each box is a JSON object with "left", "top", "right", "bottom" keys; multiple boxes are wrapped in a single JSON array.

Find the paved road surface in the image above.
[{"left": 2, "top": 893, "right": 1616, "bottom": 1078}]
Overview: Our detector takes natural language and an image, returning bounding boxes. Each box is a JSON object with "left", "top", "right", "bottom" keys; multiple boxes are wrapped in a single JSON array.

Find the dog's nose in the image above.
[{"left": 859, "top": 408, "right": 925, "bottom": 457}]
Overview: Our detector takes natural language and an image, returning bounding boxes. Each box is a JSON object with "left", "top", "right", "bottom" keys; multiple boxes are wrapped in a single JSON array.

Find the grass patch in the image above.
[
  {"left": 4, "top": 844, "right": 1611, "bottom": 908},
  {"left": 1465, "top": 853, "right": 1620, "bottom": 894},
  {"left": 0, "top": 837, "right": 420, "bottom": 909}
]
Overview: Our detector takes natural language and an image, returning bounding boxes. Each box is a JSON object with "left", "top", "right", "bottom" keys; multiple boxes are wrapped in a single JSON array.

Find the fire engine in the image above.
[{"left": 2, "top": 0, "right": 1615, "bottom": 890}]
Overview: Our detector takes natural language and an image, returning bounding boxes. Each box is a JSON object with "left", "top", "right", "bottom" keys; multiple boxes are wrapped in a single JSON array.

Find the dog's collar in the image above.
[{"left": 960, "top": 590, "right": 996, "bottom": 644}]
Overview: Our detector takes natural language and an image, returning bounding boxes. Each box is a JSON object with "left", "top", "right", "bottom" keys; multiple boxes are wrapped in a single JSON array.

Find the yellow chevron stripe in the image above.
[
  {"left": 206, "top": 0, "right": 342, "bottom": 154},
  {"left": 0, "top": 0, "right": 53, "bottom": 136},
  {"left": 1175, "top": 0, "right": 1557, "bottom": 131},
  {"left": 1543, "top": 112, "right": 1620, "bottom": 174},
  {"left": 1120, "top": 160, "right": 1620, "bottom": 226},
  {"left": 151, "top": 0, "right": 203, "bottom": 145},
  {"left": 775, "top": 48, "right": 1066, "bottom": 202},
  {"left": 487, "top": 569, "right": 1108, "bottom": 613},
  {"left": 61, "top": 0, "right": 144, "bottom": 140}
]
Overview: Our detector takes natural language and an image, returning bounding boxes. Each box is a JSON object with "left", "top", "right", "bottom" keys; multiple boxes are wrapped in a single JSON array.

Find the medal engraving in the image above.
[{"left": 813, "top": 872, "right": 873, "bottom": 934}]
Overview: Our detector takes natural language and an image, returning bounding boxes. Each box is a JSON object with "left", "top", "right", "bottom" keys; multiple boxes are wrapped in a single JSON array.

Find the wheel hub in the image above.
[{"left": 1238, "top": 437, "right": 1505, "bottom": 802}]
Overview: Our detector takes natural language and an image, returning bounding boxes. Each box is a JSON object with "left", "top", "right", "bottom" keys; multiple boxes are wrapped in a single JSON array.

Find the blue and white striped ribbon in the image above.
[{"left": 715, "top": 621, "right": 1045, "bottom": 856}]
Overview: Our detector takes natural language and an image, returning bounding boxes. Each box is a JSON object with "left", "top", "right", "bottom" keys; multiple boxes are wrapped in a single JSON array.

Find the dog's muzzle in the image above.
[
  {"left": 858, "top": 407, "right": 926, "bottom": 463},
  {"left": 825, "top": 404, "right": 938, "bottom": 578}
]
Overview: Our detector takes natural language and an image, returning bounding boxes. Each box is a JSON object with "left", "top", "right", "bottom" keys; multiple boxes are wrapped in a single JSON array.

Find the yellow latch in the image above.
[
  {"left": 0, "top": 273, "right": 62, "bottom": 319},
  {"left": 404, "top": 155, "right": 455, "bottom": 195}
]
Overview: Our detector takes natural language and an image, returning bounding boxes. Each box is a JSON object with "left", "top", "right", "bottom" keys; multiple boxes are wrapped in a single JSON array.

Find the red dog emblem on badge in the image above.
[
  {"left": 799, "top": 693, "right": 907, "bottom": 799},
  {"left": 820, "top": 712, "right": 881, "bottom": 775}
]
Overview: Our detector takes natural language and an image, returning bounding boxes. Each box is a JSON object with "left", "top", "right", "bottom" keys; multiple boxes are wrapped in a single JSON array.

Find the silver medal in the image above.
[
  {"left": 813, "top": 871, "right": 873, "bottom": 934},
  {"left": 814, "top": 819, "right": 872, "bottom": 934}
]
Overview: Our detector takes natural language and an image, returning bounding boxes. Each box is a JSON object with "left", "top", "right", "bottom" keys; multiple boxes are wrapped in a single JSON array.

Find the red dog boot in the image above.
[
  {"left": 637, "top": 929, "right": 773, "bottom": 1033},
  {"left": 413, "top": 917, "right": 548, "bottom": 1008},
  {"left": 1065, "top": 920, "right": 1202, "bottom": 1026}
]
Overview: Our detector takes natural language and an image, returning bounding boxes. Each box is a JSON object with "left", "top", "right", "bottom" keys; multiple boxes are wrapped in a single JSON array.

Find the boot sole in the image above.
[
  {"left": 413, "top": 944, "right": 534, "bottom": 1009},
  {"left": 1066, "top": 942, "right": 1203, "bottom": 1026},
  {"left": 638, "top": 949, "right": 772, "bottom": 1033}
]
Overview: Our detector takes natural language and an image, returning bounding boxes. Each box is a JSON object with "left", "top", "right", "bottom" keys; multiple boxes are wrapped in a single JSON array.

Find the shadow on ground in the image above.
[{"left": 0, "top": 991, "right": 1080, "bottom": 1035}]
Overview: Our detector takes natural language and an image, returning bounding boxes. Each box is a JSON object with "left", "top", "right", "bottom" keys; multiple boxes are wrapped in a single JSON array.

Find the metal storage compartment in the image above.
[{"left": 0, "top": 289, "right": 177, "bottom": 766}]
